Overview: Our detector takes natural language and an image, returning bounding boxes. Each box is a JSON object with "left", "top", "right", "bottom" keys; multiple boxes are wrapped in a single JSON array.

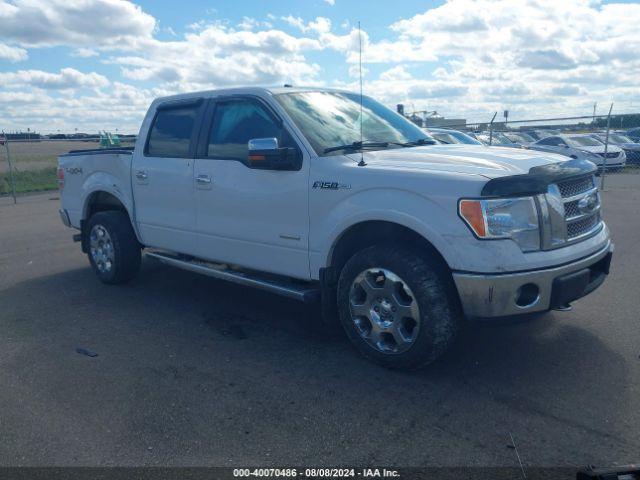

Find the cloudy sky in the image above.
[{"left": 1, "top": 0, "right": 639, "bottom": 134}]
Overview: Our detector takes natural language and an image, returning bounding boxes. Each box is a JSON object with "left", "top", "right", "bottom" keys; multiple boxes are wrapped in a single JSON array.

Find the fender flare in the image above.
[
  {"left": 80, "top": 172, "right": 142, "bottom": 243},
  {"left": 322, "top": 210, "right": 455, "bottom": 271}
]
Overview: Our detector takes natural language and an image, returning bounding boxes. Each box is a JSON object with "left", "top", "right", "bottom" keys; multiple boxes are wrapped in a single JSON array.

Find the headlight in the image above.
[{"left": 459, "top": 197, "right": 540, "bottom": 251}]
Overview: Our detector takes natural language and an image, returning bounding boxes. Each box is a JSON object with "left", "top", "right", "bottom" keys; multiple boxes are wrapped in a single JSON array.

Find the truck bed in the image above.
[{"left": 58, "top": 149, "right": 134, "bottom": 230}]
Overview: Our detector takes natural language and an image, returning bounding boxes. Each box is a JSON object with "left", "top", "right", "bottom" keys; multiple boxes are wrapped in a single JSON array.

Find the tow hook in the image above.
[{"left": 553, "top": 303, "right": 573, "bottom": 312}]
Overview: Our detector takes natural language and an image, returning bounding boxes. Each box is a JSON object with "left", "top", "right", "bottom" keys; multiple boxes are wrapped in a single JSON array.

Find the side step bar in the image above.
[{"left": 145, "top": 251, "right": 320, "bottom": 303}]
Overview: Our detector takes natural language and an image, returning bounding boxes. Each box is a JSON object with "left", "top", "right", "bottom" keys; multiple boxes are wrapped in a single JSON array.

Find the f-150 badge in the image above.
[{"left": 312, "top": 181, "right": 351, "bottom": 190}]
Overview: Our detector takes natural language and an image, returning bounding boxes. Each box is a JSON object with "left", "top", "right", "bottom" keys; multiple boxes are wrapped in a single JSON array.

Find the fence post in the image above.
[
  {"left": 1, "top": 135, "right": 17, "bottom": 204},
  {"left": 600, "top": 103, "right": 613, "bottom": 191},
  {"left": 488, "top": 112, "right": 497, "bottom": 146}
]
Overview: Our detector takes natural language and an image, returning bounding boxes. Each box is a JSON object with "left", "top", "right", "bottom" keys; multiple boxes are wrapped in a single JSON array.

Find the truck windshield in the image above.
[{"left": 275, "top": 91, "right": 434, "bottom": 156}]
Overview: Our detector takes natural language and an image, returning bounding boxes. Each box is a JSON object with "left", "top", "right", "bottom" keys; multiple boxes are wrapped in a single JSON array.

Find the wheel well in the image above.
[
  {"left": 81, "top": 192, "right": 131, "bottom": 253},
  {"left": 329, "top": 221, "right": 450, "bottom": 278},
  {"left": 85, "top": 191, "right": 127, "bottom": 219}
]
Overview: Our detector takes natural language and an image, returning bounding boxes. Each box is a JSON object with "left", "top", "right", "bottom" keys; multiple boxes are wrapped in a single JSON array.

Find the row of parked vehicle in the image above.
[{"left": 426, "top": 126, "right": 640, "bottom": 168}]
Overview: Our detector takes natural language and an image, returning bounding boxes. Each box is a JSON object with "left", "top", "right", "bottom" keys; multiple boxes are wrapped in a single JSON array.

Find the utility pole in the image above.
[
  {"left": 600, "top": 103, "right": 613, "bottom": 191},
  {"left": 1, "top": 131, "right": 17, "bottom": 204},
  {"left": 592, "top": 102, "right": 597, "bottom": 124}
]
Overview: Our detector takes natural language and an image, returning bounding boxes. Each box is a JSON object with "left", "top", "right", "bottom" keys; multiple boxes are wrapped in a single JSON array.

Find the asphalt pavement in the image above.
[{"left": 0, "top": 175, "right": 639, "bottom": 468}]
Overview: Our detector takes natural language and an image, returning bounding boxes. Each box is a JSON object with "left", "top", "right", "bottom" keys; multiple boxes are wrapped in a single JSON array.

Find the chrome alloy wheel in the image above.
[
  {"left": 89, "top": 224, "right": 115, "bottom": 274},
  {"left": 348, "top": 268, "right": 421, "bottom": 354}
]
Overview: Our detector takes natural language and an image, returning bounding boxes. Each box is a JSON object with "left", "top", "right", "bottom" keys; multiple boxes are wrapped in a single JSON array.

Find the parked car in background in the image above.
[
  {"left": 427, "top": 128, "right": 483, "bottom": 145},
  {"left": 530, "top": 134, "right": 625, "bottom": 169},
  {"left": 476, "top": 132, "right": 522, "bottom": 147},
  {"left": 626, "top": 127, "right": 640, "bottom": 142},
  {"left": 503, "top": 131, "right": 536, "bottom": 146},
  {"left": 522, "top": 130, "right": 559, "bottom": 141},
  {"left": 590, "top": 133, "right": 640, "bottom": 165}
]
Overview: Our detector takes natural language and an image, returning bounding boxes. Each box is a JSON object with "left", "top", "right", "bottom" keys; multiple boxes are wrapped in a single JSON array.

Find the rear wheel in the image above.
[
  {"left": 86, "top": 211, "right": 141, "bottom": 284},
  {"left": 337, "top": 244, "right": 461, "bottom": 369}
]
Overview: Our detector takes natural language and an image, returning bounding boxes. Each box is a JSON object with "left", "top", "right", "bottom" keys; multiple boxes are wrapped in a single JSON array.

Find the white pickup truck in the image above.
[{"left": 58, "top": 87, "right": 613, "bottom": 369}]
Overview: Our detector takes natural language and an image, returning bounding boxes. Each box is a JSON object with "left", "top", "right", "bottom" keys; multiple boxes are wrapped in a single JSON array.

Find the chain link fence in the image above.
[
  {"left": 0, "top": 135, "right": 136, "bottom": 202},
  {"left": 2, "top": 110, "right": 639, "bottom": 202},
  {"left": 413, "top": 110, "right": 640, "bottom": 192}
]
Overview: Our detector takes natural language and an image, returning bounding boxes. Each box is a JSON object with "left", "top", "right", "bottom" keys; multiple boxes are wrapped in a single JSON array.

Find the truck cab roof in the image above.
[{"left": 152, "top": 85, "right": 351, "bottom": 105}]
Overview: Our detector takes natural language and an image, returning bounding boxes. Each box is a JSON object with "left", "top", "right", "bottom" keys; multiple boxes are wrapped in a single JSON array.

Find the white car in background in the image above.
[
  {"left": 476, "top": 132, "right": 522, "bottom": 148},
  {"left": 530, "top": 134, "right": 626, "bottom": 169},
  {"left": 426, "top": 128, "right": 483, "bottom": 145},
  {"left": 590, "top": 132, "right": 640, "bottom": 165},
  {"left": 503, "top": 131, "right": 536, "bottom": 146}
]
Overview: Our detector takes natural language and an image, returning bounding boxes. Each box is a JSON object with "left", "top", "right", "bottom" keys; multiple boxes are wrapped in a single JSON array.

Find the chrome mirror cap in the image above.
[{"left": 248, "top": 137, "right": 278, "bottom": 151}]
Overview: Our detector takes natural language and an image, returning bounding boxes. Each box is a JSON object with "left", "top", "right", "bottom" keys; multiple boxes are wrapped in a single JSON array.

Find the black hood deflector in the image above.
[{"left": 481, "top": 158, "right": 597, "bottom": 197}]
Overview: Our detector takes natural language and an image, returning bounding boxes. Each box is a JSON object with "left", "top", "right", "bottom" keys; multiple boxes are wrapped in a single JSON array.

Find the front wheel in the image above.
[
  {"left": 86, "top": 211, "right": 141, "bottom": 284},
  {"left": 337, "top": 244, "right": 461, "bottom": 369}
]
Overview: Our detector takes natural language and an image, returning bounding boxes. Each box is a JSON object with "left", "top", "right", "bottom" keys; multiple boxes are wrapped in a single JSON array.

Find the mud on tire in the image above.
[{"left": 337, "top": 244, "right": 461, "bottom": 369}]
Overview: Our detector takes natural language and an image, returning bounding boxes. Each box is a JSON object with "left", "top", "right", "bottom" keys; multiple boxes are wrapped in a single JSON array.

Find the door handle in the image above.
[
  {"left": 196, "top": 174, "right": 212, "bottom": 185},
  {"left": 135, "top": 170, "right": 148, "bottom": 180}
]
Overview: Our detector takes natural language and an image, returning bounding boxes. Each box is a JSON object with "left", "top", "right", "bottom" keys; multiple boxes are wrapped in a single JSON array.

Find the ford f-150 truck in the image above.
[{"left": 58, "top": 87, "right": 613, "bottom": 369}]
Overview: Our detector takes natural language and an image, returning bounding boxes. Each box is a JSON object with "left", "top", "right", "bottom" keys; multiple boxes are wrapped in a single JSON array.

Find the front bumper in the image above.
[{"left": 452, "top": 241, "right": 613, "bottom": 318}]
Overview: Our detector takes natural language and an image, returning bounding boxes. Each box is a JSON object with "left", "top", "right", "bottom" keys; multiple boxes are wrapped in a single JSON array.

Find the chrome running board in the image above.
[{"left": 145, "top": 251, "right": 320, "bottom": 303}]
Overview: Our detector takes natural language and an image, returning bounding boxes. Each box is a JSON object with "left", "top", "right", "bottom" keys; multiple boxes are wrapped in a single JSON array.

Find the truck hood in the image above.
[{"left": 347, "top": 144, "right": 570, "bottom": 178}]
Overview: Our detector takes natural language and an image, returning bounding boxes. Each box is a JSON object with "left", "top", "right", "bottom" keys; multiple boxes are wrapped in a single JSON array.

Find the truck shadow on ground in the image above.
[{"left": 0, "top": 259, "right": 634, "bottom": 465}]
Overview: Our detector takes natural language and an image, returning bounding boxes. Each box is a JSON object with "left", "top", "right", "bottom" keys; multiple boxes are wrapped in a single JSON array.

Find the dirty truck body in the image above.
[{"left": 58, "top": 87, "right": 613, "bottom": 368}]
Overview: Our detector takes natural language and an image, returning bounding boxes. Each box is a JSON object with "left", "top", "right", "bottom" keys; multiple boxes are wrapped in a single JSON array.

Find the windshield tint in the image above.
[
  {"left": 275, "top": 91, "right": 433, "bottom": 156},
  {"left": 567, "top": 136, "right": 603, "bottom": 147}
]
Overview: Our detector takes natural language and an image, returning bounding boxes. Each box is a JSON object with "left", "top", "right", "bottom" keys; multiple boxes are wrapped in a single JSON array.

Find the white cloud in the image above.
[
  {"left": 0, "top": 68, "right": 109, "bottom": 89},
  {"left": 379, "top": 66, "right": 412, "bottom": 82},
  {"left": 71, "top": 47, "right": 99, "bottom": 58},
  {"left": 1, "top": 0, "right": 640, "bottom": 131},
  {"left": 324, "top": 0, "right": 335, "bottom": 5},
  {"left": 0, "top": 0, "right": 155, "bottom": 48},
  {"left": 0, "top": 42, "right": 27, "bottom": 62},
  {"left": 106, "top": 23, "right": 323, "bottom": 89}
]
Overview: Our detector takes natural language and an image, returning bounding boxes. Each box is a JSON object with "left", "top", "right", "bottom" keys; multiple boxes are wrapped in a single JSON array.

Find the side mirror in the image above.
[{"left": 247, "top": 138, "right": 300, "bottom": 170}]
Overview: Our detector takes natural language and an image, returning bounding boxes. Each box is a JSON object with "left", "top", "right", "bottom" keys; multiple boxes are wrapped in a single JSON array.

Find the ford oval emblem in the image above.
[{"left": 578, "top": 193, "right": 598, "bottom": 214}]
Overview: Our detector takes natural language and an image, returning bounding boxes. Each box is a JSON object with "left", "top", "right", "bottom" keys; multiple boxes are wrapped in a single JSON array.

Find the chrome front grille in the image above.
[
  {"left": 567, "top": 213, "right": 600, "bottom": 238},
  {"left": 540, "top": 174, "right": 603, "bottom": 250},
  {"left": 557, "top": 176, "right": 594, "bottom": 197},
  {"left": 557, "top": 175, "right": 602, "bottom": 240}
]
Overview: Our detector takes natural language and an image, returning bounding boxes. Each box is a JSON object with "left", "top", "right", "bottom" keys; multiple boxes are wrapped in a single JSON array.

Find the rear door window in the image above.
[{"left": 146, "top": 103, "right": 201, "bottom": 157}]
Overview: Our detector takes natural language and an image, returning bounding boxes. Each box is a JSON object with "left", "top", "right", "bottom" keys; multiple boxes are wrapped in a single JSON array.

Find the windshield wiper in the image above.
[
  {"left": 323, "top": 141, "right": 389, "bottom": 154},
  {"left": 395, "top": 138, "right": 436, "bottom": 147}
]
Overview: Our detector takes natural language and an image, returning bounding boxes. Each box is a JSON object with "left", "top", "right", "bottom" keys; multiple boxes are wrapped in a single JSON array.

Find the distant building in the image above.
[
  {"left": 396, "top": 104, "right": 466, "bottom": 128},
  {"left": 4, "top": 132, "right": 41, "bottom": 140},
  {"left": 423, "top": 117, "right": 467, "bottom": 128}
]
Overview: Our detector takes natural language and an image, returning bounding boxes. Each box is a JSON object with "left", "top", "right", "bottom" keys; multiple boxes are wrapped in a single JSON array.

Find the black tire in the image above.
[
  {"left": 86, "top": 211, "right": 141, "bottom": 284},
  {"left": 337, "top": 244, "right": 461, "bottom": 369}
]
